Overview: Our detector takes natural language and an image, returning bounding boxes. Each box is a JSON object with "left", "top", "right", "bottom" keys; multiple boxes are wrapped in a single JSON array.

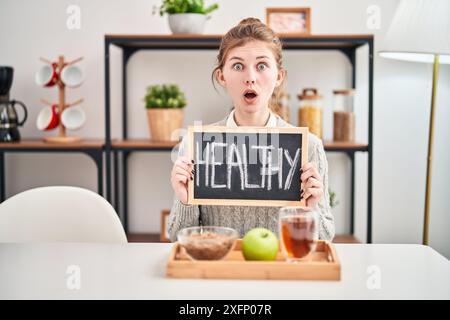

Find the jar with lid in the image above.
[
  {"left": 332, "top": 89, "right": 355, "bottom": 142},
  {"left": 297, "top": 88, "right": 323, "bottom": 139}
]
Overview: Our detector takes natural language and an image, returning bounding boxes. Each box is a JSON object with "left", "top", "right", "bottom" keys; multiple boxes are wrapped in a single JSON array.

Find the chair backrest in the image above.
[{"left": 0, "top": 186, "right": 127, "bottom": 243}]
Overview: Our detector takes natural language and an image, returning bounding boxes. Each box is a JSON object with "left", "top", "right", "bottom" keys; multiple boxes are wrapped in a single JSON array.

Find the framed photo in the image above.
[
  {"left": 160, "top": 210, "right": 170, "bottom": 242},
  {"left": 266, "top": 7, "right": 311, "bottom": 35}
]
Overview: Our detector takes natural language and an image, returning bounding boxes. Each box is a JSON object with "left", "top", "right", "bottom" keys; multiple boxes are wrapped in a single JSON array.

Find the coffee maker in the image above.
[{"left": 0, "top": 66, "right": 28, "bottom": 142}]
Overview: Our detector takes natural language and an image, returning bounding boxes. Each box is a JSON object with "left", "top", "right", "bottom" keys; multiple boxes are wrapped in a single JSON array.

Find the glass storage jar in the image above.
[
  {"left": 297, "top": 88, "right": 323, "bottom": 139},
  {"left": 332, "top": 89, "right": 355, "bottom": 142}
]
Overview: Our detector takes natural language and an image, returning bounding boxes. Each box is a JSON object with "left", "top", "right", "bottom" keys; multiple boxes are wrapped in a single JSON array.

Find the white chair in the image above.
[{"left": 0, "top": 186, "right": 127, "bottom": 243}]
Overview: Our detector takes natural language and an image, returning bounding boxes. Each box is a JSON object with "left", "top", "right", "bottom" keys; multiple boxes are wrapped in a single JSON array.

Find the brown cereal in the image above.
[{"left": 181, "top": 232, "right": 236, "bottom": 260}]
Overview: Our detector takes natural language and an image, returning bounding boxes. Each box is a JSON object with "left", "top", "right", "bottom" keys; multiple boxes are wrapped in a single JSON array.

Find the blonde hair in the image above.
[{"left": 212, "top": 17, "right": 286, "bottom": 112}]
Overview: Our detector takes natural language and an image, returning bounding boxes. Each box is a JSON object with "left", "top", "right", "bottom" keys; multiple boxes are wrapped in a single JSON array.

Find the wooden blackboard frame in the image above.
[{"left": 187, "top": 125, "right": 308, "bottom": 207}]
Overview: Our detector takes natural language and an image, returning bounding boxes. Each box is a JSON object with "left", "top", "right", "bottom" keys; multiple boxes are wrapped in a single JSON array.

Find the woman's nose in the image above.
[{"left": 244, "top": 70, "right": 256, "bottom": 85}]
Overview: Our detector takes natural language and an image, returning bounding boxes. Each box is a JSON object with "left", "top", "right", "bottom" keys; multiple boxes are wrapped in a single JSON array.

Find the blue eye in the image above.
[
  {"left": 233, "top": 63, "right": 243, "bottom": 71},
  {"left": 257, "top": 63, "right": 267, "bottom": 71}
]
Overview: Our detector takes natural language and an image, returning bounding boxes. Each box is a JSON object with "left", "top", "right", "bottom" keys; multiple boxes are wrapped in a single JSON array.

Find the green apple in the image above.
[{"left": 242, "top": 228, "right": 279, "bottom": 261}]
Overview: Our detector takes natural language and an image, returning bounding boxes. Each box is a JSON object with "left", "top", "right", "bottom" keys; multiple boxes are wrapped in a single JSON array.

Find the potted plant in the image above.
[
  {"left": 153, "top": 0, "right": 219, "bottom": 34},
  {"left": 144, "top": 84, "right": 187, "bottom": 141}
]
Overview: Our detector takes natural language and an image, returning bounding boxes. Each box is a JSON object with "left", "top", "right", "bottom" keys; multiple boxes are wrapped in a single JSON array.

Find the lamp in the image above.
[{"left": 379, "top": 0, "right": 450, "bottom": 245}]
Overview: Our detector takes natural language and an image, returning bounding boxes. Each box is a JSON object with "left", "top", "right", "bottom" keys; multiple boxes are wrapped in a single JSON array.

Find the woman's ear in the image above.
[
  {"left": 216, "top": 69, "right": 226, "bottom": 87},
  {"left": 275, "top": 69, "right": 286, "bottom": 87}
]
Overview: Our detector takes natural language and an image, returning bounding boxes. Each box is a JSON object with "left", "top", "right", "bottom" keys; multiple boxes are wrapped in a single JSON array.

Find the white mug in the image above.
[
  {"left": 35, "top": 63, "right": 59, "bottom": 87},
  {"left": 60, "top": 64, "right": 84, "bottom": 88},
  {"left": 36, "top": 105, "right": 59, "bottom": 131},
  {"left": 61, "top": 105, "right": 86, "bottom": 130}
]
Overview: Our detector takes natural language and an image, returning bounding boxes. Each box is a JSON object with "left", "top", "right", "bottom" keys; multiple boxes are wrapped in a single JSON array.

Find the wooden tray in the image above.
[{"left": 166, "top": 240, "right": 341, "bottom": 281}]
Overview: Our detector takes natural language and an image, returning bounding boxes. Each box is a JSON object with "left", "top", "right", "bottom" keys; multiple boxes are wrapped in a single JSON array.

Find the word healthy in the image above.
[{"left": 194, "top": 140, "right": 301, "bottom": 191}]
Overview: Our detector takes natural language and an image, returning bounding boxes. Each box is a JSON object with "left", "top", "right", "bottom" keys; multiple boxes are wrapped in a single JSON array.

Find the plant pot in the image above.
[
  {"left": 147, "top": 108, "right": 184, "bottom": 141},
  {"left": 168, "top": 13, "right": 208, "bottom": 34}
]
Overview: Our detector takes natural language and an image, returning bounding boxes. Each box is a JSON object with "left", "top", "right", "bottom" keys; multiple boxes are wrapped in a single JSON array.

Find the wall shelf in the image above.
[
  {"left": 323, "top": 141, "right": 369, "bottom": 152},
  {"left": 110, "top": 138, "right": 368, "bottom": 152},
  {"left": 111, "top": 139, "right": 178, "bottom": 150}
]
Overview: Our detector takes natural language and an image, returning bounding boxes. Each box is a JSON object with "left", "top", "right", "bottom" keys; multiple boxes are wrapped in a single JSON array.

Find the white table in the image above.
[{"left": 0, "top": 243, "right": 449, "bottom": 299}]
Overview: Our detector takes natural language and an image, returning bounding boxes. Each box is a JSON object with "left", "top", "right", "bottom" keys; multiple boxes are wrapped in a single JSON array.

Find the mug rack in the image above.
[{"left": 36, "top": 55, "right": 84, "bottom": 143}]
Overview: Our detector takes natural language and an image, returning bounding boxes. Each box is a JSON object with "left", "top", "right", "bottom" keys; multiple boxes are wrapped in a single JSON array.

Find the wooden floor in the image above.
[{"left": 127, "top": 233, "right": 360, "bottom": 244}]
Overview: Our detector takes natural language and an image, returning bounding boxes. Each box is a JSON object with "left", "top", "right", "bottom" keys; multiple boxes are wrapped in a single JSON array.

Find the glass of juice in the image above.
[{"left": 279, "top": 206, "right": 318, "bottom": 262}]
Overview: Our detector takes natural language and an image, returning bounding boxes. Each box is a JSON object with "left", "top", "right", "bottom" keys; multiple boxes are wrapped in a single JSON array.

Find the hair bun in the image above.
[{"left": 238, "top": 17, "right": 263, "bottom": 26}]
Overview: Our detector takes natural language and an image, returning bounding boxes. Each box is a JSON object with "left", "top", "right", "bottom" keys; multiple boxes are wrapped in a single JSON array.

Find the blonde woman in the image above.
[{"left": 168, "top": 18, "right": 335, "bottom": 242}]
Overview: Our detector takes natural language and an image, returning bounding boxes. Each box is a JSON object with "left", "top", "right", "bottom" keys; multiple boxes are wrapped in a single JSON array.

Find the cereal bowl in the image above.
[{"left": 177, "top": 226, "right": 239, "bottom": 260}]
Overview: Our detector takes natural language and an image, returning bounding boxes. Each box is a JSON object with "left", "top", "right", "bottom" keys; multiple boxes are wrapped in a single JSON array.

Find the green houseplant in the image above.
[
  {"left": 144, "top": 84, "right": 187, "bottom": 141},
  {"left": 153, "top": 0, "right": 219, "bottom": 34}
]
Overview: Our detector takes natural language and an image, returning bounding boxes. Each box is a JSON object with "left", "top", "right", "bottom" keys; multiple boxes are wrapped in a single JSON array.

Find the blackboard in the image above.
[{"left": 187, "top": 126, "right": 308, "bottom": 206}]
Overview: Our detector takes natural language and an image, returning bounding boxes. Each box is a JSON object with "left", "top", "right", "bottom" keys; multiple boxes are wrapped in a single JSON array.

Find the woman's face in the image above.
[{"left": 216, "top": 40, "right": 284, "bottom": 114}]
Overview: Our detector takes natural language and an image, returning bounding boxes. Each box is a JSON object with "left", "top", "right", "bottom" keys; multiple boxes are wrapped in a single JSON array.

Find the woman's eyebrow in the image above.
[{"left": 229, "top": 55, "right": 270, "bottom": 61}]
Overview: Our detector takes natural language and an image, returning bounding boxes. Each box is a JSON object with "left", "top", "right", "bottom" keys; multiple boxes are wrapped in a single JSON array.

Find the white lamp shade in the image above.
[{"left": 379, "top": 0, "right": 450, "bottom": 64}]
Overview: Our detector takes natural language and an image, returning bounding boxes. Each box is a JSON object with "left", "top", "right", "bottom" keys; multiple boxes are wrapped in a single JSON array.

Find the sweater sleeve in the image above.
[
  {"left": 167, "top": 135, "right": 201, "bottom": 242},
  {"left": 311, "top": 139, "right": 336, "bottom": 241}
]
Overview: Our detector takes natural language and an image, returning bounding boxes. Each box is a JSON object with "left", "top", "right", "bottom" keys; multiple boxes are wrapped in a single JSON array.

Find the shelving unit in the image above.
[
  {"left": 0, "top": 139, "right": 105, "bottom": 202},
  {"left": 104, "top": 34, "right": 374, "bottom": 242}
]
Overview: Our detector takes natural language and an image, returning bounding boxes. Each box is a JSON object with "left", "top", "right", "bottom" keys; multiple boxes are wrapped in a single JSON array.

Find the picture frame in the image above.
[
  {"left": 266, "top": 7, "right": 311, "bottom": 35},
  {"left": 160, "top": 209, "right": 170, "bottom": 242}
]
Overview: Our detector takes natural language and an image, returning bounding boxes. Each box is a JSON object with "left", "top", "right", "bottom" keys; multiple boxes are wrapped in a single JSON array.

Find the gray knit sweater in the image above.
[{"left": 168, "top": 113, "right": 335, "bottom": 242}]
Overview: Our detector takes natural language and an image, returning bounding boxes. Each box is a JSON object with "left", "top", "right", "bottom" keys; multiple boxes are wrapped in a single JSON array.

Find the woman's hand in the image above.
[
  {"left": 300, "top": 162, "right": 323, "bottom": 208},
  {"left": 170, "top": 156, "right": 194, "bottom": 205}
]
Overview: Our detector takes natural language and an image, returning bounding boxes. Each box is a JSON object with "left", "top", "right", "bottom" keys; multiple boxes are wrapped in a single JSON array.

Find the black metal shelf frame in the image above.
[
  {"left": 104, "top": 35, "right": 374, "bottom": 242},
  {"left": 0, "top": 147, "right": 104, "bottom": 202}
]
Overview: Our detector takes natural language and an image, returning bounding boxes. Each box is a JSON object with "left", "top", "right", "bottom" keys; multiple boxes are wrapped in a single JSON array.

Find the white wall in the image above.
[{"left": 1, "top": 0, "right": 449, "bottom": 258}]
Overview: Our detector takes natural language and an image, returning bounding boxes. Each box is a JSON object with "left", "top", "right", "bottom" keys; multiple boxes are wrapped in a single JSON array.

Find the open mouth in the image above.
[{"left": 243, "top": 90, "right": 258, "bottom": 103}]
